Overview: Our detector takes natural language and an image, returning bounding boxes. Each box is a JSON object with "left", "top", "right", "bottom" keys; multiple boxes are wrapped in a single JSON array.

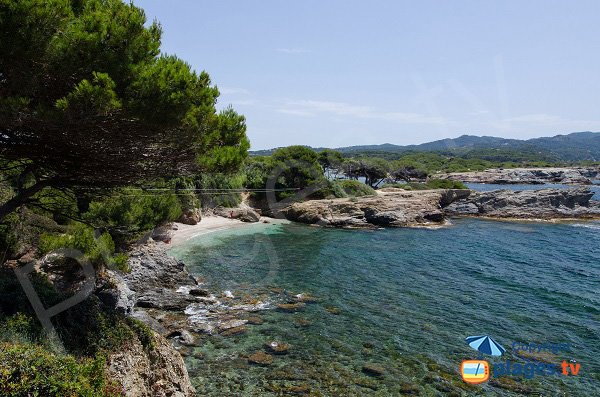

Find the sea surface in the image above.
[{"left": 169, "top": 193, "right": 600, "bottom": 396}]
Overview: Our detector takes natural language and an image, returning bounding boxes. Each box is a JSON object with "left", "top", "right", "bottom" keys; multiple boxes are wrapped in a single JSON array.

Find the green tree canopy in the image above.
[{"left": 0, "top": 0, "right": 248, "bottom": 220}]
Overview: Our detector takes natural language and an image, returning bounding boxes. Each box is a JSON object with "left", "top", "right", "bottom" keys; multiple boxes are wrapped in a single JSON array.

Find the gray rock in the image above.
[
  {"left": 445, "top": 187, "right": 600, "bottom": 219},
  {"left": 280, "top": 189, "right": 468, "bottom": 228},
  {"left": 439, "top": 167, "right": 598, "bottom": 185},
  {"left": 214, "top": 204, "right": 260, "bottom": 222}
]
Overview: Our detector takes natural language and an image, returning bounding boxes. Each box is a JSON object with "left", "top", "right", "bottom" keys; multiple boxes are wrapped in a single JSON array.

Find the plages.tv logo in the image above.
[{"left": 460, "top": 335, "right": 582, "bottom": 384}]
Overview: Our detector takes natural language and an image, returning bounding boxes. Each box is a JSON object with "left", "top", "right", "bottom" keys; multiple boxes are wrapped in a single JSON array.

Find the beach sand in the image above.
[{"left": 170, "top": 216, "right": 290, "bottom": 246}]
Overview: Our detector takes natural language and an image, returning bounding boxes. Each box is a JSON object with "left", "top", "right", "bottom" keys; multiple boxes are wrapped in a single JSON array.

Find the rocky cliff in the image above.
[
  {"left": 438, "top": 167, "right": 599, "bottom": 185},
  {"left": 105, "top": 331, "right": 196, "bottom": 397},
  {"left": 99, "top": 242, "right": 199, "bottom": 397},
  {"left": 279, "top": 189, "right": 471, "bottom": 228},
  {"left": 445, "top": 187, "right": 600, "bottom": 219}
]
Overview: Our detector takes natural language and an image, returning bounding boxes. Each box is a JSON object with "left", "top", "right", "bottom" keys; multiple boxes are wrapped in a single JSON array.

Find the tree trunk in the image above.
[{"left": 0, "top": 180, "right": 51, "bottom": 221}]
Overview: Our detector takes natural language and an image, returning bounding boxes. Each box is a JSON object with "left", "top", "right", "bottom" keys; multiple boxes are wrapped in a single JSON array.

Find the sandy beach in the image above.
[{"left": 169, "top": 216, "right": 290, "bottom": 246}]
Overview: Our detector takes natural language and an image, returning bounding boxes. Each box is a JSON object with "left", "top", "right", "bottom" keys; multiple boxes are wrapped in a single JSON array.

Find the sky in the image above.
[{"left": 135, "top": 0, "right": 600, "bottom": 150}]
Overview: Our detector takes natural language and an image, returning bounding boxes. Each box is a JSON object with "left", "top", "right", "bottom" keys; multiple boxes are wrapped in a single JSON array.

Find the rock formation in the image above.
[
  {"left": 445, "top": 187, "right": 600, "bottom": 219},
  {"left": 105, "top": 331, "right": 196, "bottom": 397},
  {"left": 279, "top": 189, "right": 470, "bottom": 228},
  {"left": 438, "top": 167, "right": 598, "bottom": 185}
]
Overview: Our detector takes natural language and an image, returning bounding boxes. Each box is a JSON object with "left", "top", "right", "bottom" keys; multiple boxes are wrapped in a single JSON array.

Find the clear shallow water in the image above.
[
  {"left": 170, "top": 219, "right": 600, "bottom": 396},
  {"left": 466, "top": 182, "right": 600, "bottom": 200}
]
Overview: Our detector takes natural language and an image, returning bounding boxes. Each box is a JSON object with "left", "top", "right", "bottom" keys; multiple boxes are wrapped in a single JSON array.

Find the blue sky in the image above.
[{"left": 135, "top": 0, "right": 600, "bottom": 150}]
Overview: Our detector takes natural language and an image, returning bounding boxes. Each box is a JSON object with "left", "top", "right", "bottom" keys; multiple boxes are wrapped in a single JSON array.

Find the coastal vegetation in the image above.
[{"left": 0, "top": 0, "right": 247, "bottom": 394}]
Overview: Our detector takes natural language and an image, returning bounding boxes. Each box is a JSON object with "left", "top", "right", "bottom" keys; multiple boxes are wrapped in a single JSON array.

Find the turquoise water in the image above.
[{"left": 171, "top": 219, "right": 600, "bottom": 396}]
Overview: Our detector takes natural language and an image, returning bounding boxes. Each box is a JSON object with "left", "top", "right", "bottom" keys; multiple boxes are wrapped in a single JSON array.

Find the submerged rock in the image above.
[
  {"left": 248, "top": 351, "right": 274, "bottom": 366},
  {"left": 362, "top": 363, "right": 386, "bottom": 377},
  {"left": 277, "top": 302, "right": 306, "bottom": 312},
  {"left": 325, "top": 306, "right": 341, "bottom": 315},
  {"left": 220, "top": 325, "right": 247, "bottom": 337},
  {"left": 265, "top": 341, "right": 291, "bottom": 355}
]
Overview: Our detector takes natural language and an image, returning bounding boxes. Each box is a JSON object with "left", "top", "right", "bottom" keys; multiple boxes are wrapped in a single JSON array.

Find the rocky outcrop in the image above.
[
  {"left": 279, "top": 189, "right": 470, "bottom": 228},
  {"left": 214, "top": 203, "right": 260, "bottom": 222},
  {"left": 445, "top": 187, "right": 600, "bottom": 219},
  {"left": 106, "top": 331, "right": 196, "bottom": 397},
  {"left": 438, "top": 167, "right": 599, "bottom": 185},
  {"left": 177, "top": 208, "right": 201, "bottom": 225}
]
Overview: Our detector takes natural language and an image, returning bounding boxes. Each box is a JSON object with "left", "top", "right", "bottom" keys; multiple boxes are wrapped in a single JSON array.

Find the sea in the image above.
[{"left": 169, "top": 183, "right": 600, "bottom": 396}]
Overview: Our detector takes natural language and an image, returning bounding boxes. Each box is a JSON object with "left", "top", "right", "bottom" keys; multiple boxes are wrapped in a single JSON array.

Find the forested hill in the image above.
[{"left": 251, "top": 131, "right": 600, "bottom": 161}]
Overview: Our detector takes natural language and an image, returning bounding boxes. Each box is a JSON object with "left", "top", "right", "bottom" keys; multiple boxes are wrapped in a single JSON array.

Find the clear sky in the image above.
[{"left": 135, "top": 0, "right": 600, "bottom": 150}]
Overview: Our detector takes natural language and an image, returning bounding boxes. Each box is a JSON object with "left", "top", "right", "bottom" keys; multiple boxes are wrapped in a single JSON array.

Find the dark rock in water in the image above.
[
  {"left": 362, "top": 363, "right": 386, "bottom": 377},
  {"left": 325, "top": 306, "right": 341, "bottom": 315},
  {"left": 277, "top": 302, "right": 306, "bottom": 312},
  {"left": 293, "top": 293, "right": 319, "bottom": 303},
  {"left": 189, "top": 288, "right": 210, "bottom": 297},
  {"left": 248, "top": 351, "right": 274, "bottom": 366},
  {"left": 445, "top": 187, "right": 600, "bottom": 219},
  {"left": 218, "top": 319, "right": 248, "bottom": 331},
  {"left": 294, "top": 318, "right": 312, "bottom": 327},
  {"left": 284, "top": 384, "right": 310, "bottom": 394},
  {"left": 265, "top": 341, "right": 290, "bottom": 355},
  {"left": 247, "top": 316, "right": 264, "bottom": 325},
  {"left": 220, "top": 325, "right": 247, "bottom": 337}
]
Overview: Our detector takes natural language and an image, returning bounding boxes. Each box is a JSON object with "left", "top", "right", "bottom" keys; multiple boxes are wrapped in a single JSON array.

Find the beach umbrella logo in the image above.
[
  {"left": 461, "top": 360, "right": 490, "bottom": 384},
  {"left": 466, "top": 335, "right": 506, "bottom": 356}
]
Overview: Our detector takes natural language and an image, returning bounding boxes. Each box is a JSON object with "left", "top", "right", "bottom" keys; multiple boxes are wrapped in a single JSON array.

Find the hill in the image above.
[{"left": 251, "top": 132, "right": 600, "bottom": 161}]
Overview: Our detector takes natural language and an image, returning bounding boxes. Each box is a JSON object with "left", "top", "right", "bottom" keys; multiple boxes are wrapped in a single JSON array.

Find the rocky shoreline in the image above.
[
  {"left": 437, "top": 167, "right": 599, "bottom": 185},
  {"left": 274, "top": 186, "right": 600, "bottom": 228},
  {"left": 445, "top": 187, "right": 600, "bottom": 219},
  {"left": 99, "top": 184, "right": 600, "bottom": 396}
]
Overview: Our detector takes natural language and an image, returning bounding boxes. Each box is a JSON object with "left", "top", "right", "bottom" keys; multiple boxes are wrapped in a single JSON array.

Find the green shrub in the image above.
[
  {"left": 426, "top": 179, "right": 468, "bottom": 189},
  {"left": 334, "top": 180, "right": 376, "bottom": 197},
  {"left": 84, "top": 188, "right": 182, "bottom": 234},
  {"left": 0, "top": 342, "right": 123, "bottom": 397},
  {"left": 199, "top": 173, "right": 245, "bottom": 208},
  {"left": 39, "top": 223, "right": 116, "bottom": 265}
]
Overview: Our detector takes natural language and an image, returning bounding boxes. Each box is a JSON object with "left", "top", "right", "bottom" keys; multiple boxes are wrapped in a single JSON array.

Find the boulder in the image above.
[
  {"left": 214, "top": 204, "right": 260, "bottom": 222},
  {"left": 178, "top": 209, "right": 201, "bottom": 225}
]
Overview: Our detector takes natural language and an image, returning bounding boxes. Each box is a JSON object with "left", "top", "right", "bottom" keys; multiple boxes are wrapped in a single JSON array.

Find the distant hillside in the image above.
[{"left": 251, "top": 132, "right": 600, "bottom": 161}]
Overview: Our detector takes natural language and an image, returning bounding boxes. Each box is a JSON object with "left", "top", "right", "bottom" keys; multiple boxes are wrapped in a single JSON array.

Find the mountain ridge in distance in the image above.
[{"left": 250, "top": 131, "right": 600, "bottom": 161}]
